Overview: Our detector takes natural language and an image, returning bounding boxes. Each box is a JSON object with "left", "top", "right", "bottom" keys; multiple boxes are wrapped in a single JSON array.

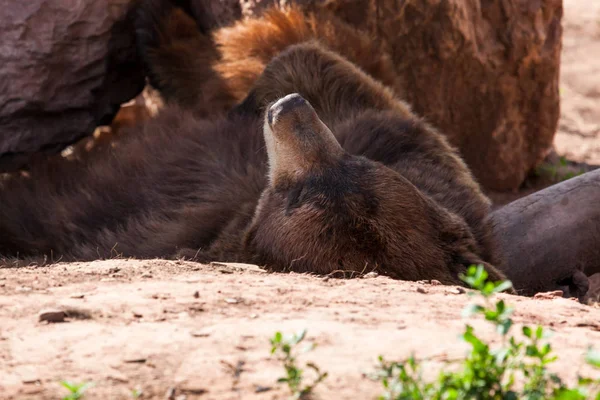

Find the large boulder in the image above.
[
  {"left": 0, "top": 0, "right": 145, "bottom": 172},
  {"left": 214, "top": 0, "right": 563, "bottom": 191},
  {"left": 490, "top": 168, "right": 600, "bottom": 301},
  {"left": 0, "top": 0, "right": 563, "bottom": 191}
]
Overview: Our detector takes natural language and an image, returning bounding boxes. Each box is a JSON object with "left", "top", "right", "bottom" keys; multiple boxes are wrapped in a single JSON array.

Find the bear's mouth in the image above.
[{"left": 267, "top": 93, "right": 309, "bottom": 129}]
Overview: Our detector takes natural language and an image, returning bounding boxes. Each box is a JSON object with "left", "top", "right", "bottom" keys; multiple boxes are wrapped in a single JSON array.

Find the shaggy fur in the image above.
[
  {"left": 135, "top": 0, "right": 400, "bottom": 114},
  {"left": 0, "top": 42, "right": 507, "bottom": 288}
]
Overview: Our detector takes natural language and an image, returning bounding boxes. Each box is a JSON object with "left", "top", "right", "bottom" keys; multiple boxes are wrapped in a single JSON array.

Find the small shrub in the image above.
[
  {"left": 60, "top": 380, "right": 94, "bottom": 400},
  {"left": 371, "top": 265, "right": 600, "bottom": 400},
  {"left": 270, "top": 329, "right": 328, "bottom": 399}
]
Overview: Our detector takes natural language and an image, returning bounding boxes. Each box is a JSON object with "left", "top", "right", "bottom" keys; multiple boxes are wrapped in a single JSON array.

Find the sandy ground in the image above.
[
  {"left": 1, "top": 0, "right": 600, "bottom": 399},
  {"left": 1, "top": 260, "right": 599, "bottom": 400},
  {"left": 556, "top": 0, "right": 600, "bottom": 165}
]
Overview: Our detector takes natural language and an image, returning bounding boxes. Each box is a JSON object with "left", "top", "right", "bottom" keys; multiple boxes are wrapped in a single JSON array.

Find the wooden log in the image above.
[{"left": 491, "top": 169, "right": 600, "bottom": 300}]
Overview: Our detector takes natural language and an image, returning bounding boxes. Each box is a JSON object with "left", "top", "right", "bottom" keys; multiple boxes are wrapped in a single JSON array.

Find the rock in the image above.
[
  {"left": 491, "top": 169, "right": 600, "bottom": 301},
  {"left": 533, "top": 290, "right": 564, "bottom": 300},
  {"left": 209, "top": 0, "right": 562, "bottom": 190},
  {"left": 362, "top": 272, "right": 379, "bottom": 279},
  {"left": 38, "top": 309, "right": 66, "bottom": 323},
  {"left": 123, "top": 356, "right": 147, "bottom": 363},
  {"left": 190, "top": 329, "right": 211, "bottom": 337},
  {"left": 178, "top": 382, "right": 207, "bottom": 395},
  {"left": 0, "top": 0, "right": 145, "bottom": 172},
  {"left": 448, "top": 287, "right": 466, "bottom": 295}
]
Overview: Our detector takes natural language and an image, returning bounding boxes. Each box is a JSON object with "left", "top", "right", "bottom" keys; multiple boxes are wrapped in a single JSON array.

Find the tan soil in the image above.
[
  {"left": 1, "top": 260, "right": 599, "bottom": 400},
  {"left": 1, "top": 0, "right": 600, "bottom": 399}
]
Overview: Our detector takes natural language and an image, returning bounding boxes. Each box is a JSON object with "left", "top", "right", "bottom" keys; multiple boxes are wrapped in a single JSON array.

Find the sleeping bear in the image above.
[{"left": 0, "top": 1, "right": 509, "bottom": 288}]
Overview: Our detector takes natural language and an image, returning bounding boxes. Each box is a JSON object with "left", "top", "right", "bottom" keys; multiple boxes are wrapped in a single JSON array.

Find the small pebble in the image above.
[
  {"left": 165, "top": 387, "right": 176, "bottom": 400},
  {"left": 21, "top": 386, "right": 44, "bottom": 395},
  {"left": 416, "top": 287, "right": 428, "bottom": 294},
  {"left": 533, "top": 290, "right": 564, "bottom": 300},
  {"left": 141, "top": 273, "right": 153, "bottom": 278},
  {"left": 193, "top": 291, "right": 199, "bottom": 299},
  {"left": 190, "top": 330, "right": 210, "bottom": 338},
  {"left": 106, "top": 373, "right": 129, "bottom": 383},
  {"left": 179, "top": 383, "right": 207, "bottom": 395},
  {"left": 38, "top": 309, "right": 66, "bottom": 323},
  {"left": 255, "top": 385, "right": 272, "bottom": 393},
  {"left": 69, "top": 293, "right": 85, "bottom": 299},
  {"left": 123, "top": 357, "right": 147, "bottom": 363}
]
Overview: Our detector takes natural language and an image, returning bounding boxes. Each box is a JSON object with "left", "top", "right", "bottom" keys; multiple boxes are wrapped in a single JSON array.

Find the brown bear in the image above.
[
  {"left": 135, "top": 0, "right": 400, "bottom": 116},
  {"left": 0, "top": 41, "right": 508, "bottom": 288}
]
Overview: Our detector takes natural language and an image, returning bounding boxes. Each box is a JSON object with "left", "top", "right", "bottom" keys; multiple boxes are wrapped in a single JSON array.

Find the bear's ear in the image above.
[{"left": 285, "top": 181, "right": 308, "bottom": 216}]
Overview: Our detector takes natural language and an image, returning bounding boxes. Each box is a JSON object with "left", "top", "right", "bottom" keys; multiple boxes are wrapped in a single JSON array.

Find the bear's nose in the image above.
[{"left": 268, "top": 93, "right": 309, "bottom": 126}]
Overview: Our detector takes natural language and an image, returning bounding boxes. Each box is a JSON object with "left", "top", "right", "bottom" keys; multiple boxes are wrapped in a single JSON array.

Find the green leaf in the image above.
[
  {"left": 462, "top": 304, "right": 485, "bottom": 318},
  {"left": 585, "top": 348, "right": 600, "bottom": 368},
  {"left": 492, "top": 280, "right": 514, "bottom": 294},
  {"left": 293, "top": 329, "right": 307, "bottom": 344},
  {"left": 60, "top": 381, "right": 76, "bottom": 391},
  {"left": 482, "top": 281, "right": 496, "bottom": 295},
  {"left": 497, "top": 319, "right": 513, "bottom": 336},
  {"left": 462, "top": 326, "right": 487, "bottom": 353},
  {"left": 535, "top": 325, "right": 544, "bottom": 339},
  {"left": 553, "top": 388, "right": 587, "bottom": 400}
]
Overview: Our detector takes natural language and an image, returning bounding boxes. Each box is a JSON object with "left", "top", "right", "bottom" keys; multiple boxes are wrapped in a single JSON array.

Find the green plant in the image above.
[
  {"left": 270, "top": 329, "right": 328, "bottom": 399},
  {"left": 372, "top": 355, "right": 433, "bottom": 399},
  {"left": 60, "top": 380, "right": 94, "bottom": 400},
  {"left": 534, "top": 157, "right": 584, "bottom": 183},
  {"left": 371, "top": 265, "right": 600, "bottom": 400}
]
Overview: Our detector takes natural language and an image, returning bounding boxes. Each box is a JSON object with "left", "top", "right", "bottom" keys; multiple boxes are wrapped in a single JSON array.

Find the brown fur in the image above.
[
  {"left": 135, "top": 0, "right": 399, "bottom": 114},
  {"left": 0, "top": 42, "right": 508, "bottom": 289}
]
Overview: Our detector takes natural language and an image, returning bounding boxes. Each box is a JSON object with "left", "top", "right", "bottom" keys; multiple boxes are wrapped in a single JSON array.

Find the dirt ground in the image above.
[
  {"left": 1, "top": 260, "right": 600, "bottom": 400},
  {"left": 2, "top": 1, "right": 600, "bottom": 399},
  {"left": 556, "top": 0, "right": 600, "bottom": 166}
]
